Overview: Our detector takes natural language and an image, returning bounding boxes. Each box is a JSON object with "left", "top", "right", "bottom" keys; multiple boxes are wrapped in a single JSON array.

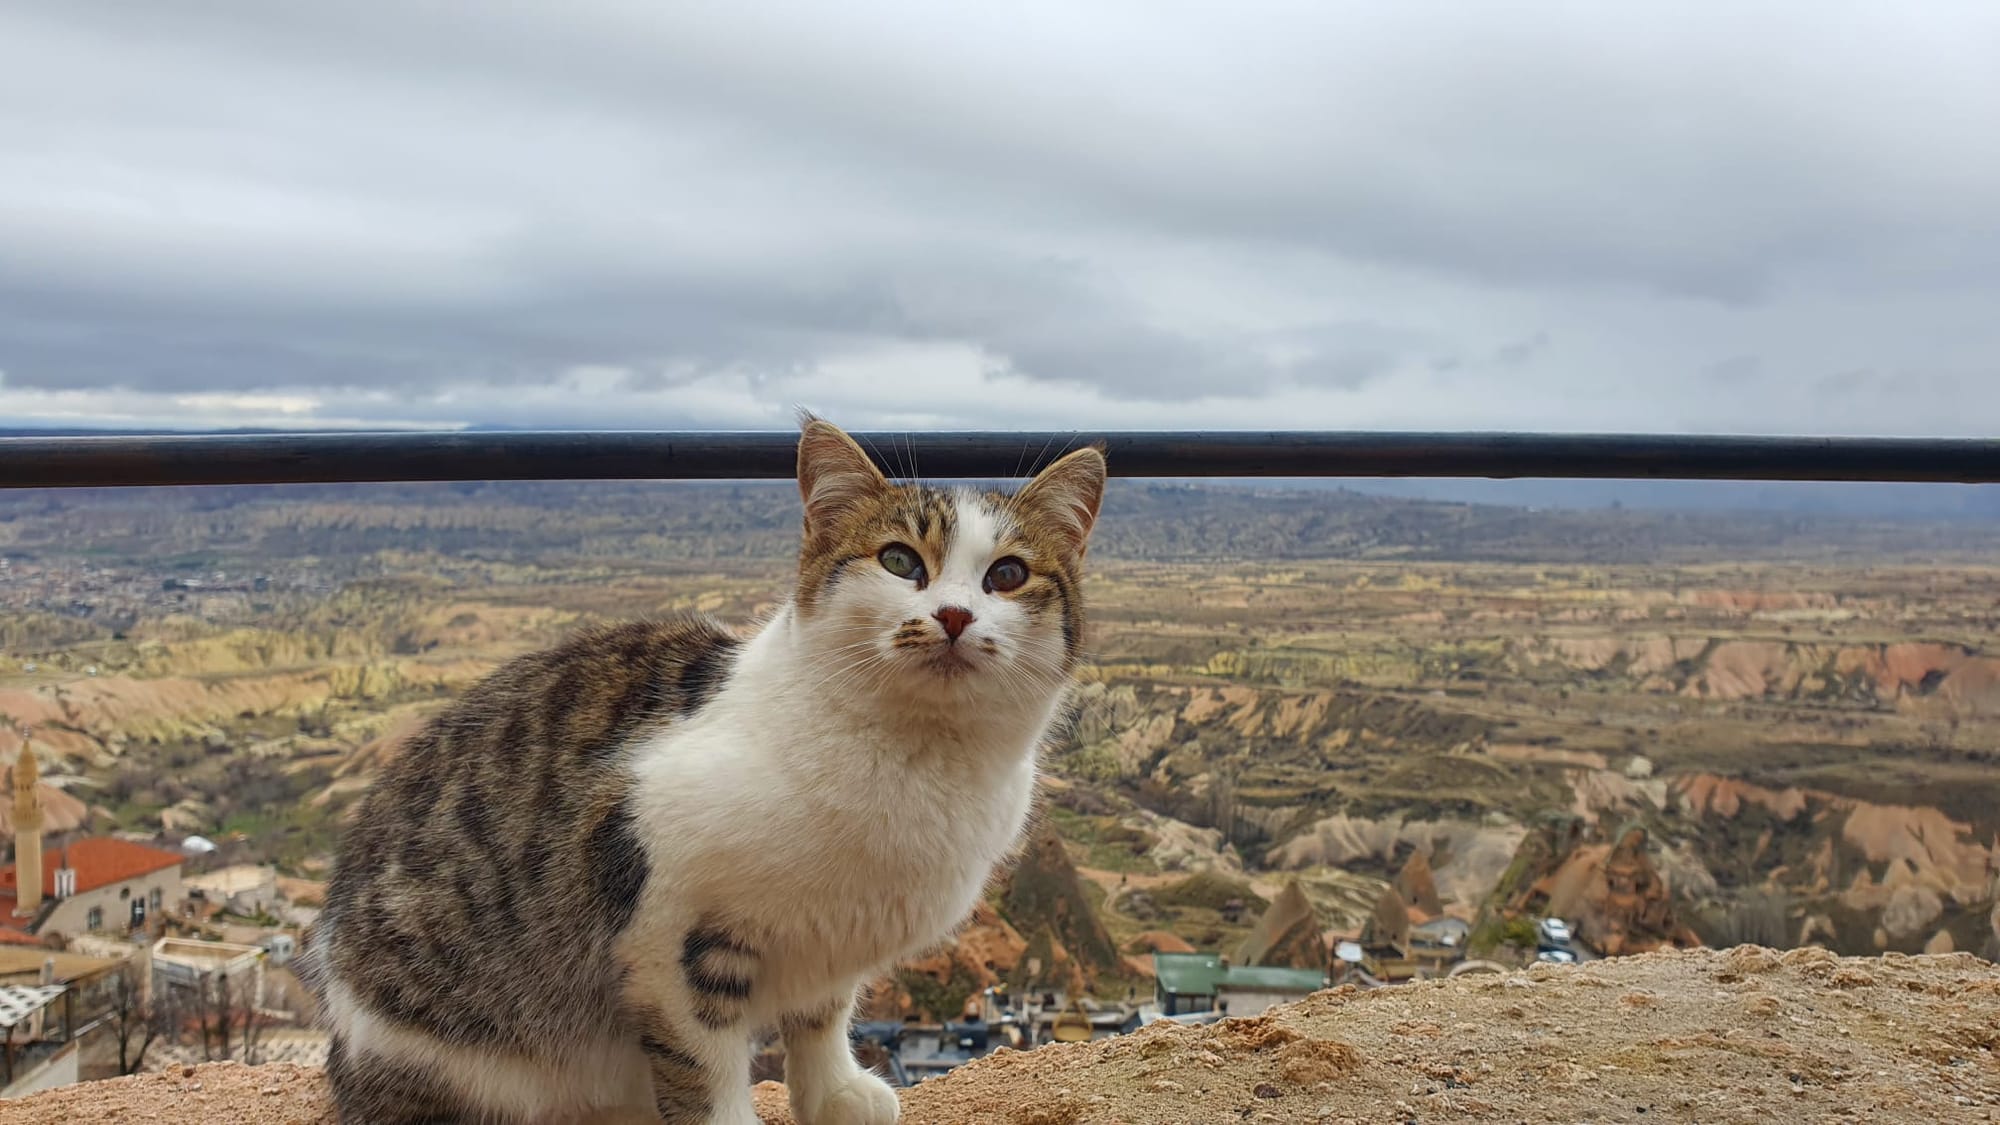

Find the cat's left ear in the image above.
[
  {"left": 797, "top": 414, "right": 889, "bottom": 539},
  {"left": 1017, "top": 443, "right": 1107, "bottom": 557}
]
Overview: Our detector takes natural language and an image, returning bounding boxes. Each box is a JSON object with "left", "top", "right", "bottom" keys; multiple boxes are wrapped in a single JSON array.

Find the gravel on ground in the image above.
[{"left": 9, "top": 947, "right": 1997, "bottom": 1124}]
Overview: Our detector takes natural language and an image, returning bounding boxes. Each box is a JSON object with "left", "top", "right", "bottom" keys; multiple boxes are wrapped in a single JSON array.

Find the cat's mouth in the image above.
[{"left": 921, "top": 645, "right": 979, "bottom": 676}]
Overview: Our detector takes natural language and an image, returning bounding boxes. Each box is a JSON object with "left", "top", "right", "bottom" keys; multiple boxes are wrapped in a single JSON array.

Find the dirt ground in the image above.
[{"left": 10, "top": 947, "right": 1999, "bottom": 1123}]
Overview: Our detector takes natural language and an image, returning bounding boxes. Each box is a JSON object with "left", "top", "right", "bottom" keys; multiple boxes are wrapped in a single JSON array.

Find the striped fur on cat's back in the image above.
[{"left": 311, "top": 417, "right": 1107, "bottom": 1125}]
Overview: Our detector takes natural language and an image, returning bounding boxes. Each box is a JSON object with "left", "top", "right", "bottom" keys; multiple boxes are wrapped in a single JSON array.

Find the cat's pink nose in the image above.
[{"left": 933, "top": 605, "right": 974, "bottom": 640}]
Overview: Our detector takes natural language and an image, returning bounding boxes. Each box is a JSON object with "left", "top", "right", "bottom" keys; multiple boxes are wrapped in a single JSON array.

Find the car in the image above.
[
  {"left": 1538, "top": 917, "right": 1573, "bottom": 946},
  {"left": 1536, "top": 949, "right": 1577, "bottom": 965}
]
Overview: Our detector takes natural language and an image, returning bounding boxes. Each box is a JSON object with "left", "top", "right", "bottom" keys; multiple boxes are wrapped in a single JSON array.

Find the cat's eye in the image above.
[
  {"left": 879, "top": 543, "right": 925, "bottom": 582},
  {"left": 984, "top": 557, "right": 1030, "bottom": 593}
]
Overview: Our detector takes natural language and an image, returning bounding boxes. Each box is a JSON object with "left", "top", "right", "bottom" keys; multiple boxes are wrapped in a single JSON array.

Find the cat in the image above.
[{"left": 308, "top": 416, "right": 1107, "bottom": 1125}]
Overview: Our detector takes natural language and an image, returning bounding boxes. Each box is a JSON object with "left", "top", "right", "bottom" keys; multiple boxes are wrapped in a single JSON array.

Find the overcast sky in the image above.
[{"left": 2, "top": 3, "right": 1997, "bottom": 435}]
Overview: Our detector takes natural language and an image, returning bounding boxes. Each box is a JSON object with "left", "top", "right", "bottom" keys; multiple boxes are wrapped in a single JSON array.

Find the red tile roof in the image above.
[
  {"left": 0, "top": 838, "right": 184, "bottom": 919},
  {"left": 0, "top": 927, "right": 44, "bottom": 947}
]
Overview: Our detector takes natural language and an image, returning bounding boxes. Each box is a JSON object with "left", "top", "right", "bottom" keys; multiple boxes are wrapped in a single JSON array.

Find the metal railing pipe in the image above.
[{"left": 2, "top": 430, "right": 1998, "bottom": 489}]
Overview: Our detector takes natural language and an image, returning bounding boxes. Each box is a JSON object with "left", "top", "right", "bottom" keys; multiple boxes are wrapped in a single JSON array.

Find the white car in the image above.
[{"left": 1538, "top": 917, "right": 1573, "bottom": 946}]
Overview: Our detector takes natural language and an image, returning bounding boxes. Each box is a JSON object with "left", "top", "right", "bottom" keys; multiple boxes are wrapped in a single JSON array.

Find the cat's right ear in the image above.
[
  {"left": 1017, "top": 443, "right": 1107, "bottom": 558},
  {"left": 797, "top": 415, "right": 888, "bottom": 538}
]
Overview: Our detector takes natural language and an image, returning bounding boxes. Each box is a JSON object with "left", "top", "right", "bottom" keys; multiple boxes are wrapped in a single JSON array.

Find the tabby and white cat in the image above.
[{"left": 311, "top": 417, "right": 1107, "bottom": 1124}]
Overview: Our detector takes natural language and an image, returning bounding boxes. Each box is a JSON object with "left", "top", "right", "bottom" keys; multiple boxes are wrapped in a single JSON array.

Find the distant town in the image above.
[
  {"left": 0, "top": 558, "right": 334, "bottom": 637},
  {"left": 4, "top": 731, "right": 326, "bottom": 1095}
]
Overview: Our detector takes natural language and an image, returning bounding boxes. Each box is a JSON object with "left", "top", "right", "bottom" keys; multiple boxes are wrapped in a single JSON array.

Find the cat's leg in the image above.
[
  {"left": 325, "top": 1032, "right": 481, "bottom": 1125},
  {"left": 622, "top": 920, "right": 770, "bottom": 1124},
  {"left": 628, "top": 1013, "right": 759, "bottom": 1125},
  {"left": 780, "top": 991, "right": 899, "bottom": 1125},
  {"left": 326, "top": 981, "right": 650, "bottom": 1124}
]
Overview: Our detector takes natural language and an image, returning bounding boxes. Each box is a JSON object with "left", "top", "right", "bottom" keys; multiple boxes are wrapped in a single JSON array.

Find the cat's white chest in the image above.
[
  {"left": 765, "top": 757, "right": 1027, "bottom": 958},
  {"left": 626, "top": 710, "right": 1040, "bottom": 1008}
]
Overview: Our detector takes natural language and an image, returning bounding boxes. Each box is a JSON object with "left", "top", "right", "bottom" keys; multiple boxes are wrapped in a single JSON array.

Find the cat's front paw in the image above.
[{"left": 790, "top": 1067, "right": 899, "bottom": 1125}]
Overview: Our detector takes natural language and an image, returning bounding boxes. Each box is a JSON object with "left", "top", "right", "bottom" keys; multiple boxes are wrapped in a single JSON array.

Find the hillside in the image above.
[
  {"left": 9, "top": 480, "right": 2000, "bottom": 576},
  {"left": 12, "top": 947, "right": 1997, "bottom": 1123},
  {"left": 3, "top": 482, "right": 1999, "bottom": 1039},
  {"left": 6, "top": 555, "right": 1999, "bottom": 967}
]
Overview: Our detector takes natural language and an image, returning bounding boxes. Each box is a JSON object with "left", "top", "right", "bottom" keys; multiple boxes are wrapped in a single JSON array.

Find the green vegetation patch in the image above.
[
  {"left": 1041, "top": 805, "right": 1161, "bottom": 874},
  {"left": 1153, "top": 871, "right": 1268, "bottom": 913}
]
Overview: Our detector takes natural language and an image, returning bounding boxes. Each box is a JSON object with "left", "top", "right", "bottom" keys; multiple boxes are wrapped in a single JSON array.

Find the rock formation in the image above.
[
  {"left": 1360, "top": 885, "right": 1413, "bottom": 954},
  {"left": 865, "top": 901, "right": 1028, "bottom": 1022},
  {"left": 1590, "top": 824, "right": 1704, "bottom": 955},
  {"left": 1233, "top": 878, "right": 1325, "bottom": 970},
  {"left": 996, "top": 821, "right": 1121, "bottom": 991},
  {"left": 1477, "top": 816, "right": 1701, "bottom": 956},
  {"left": 1392, "top": 850, "right": 1444, "bottom": 917}
]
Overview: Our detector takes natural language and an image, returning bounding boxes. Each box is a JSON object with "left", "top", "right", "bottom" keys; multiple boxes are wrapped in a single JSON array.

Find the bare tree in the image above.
[
  {"left": 211, "top": 971, "right": 234, "bottom": 1062},
  {"left": 154, "top": 981, "right": 187, "bottom": 1064},
  {"left": 104, "top": 959, "right": 173, "bottom": 1076},
  {"left": 190, "top": 966, "right": 266, "bottom": 1064},
  {"left": 189, "top": 972, "right": 223, "bottom": 1061},
  {"left": 232, "top": 969, "right": 267, "bottom": 1066},
  {"left": 189, "top": 977, "right": 210, "bottom": 1061}
]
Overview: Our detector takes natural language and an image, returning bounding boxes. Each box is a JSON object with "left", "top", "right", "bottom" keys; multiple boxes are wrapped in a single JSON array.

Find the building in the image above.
[
  {"left": 1412, "top": 915, "right": 1473, "bottom": 950},
  {"left": 1151, "top": 952, "right": 1327, "bottom": 1018},
  {"left": 4, "top": 741, "right": 186, "bottom": 943},
  {"left": 4, "top": 742, "right": 46, "bottom": 939},
  {"left": 0, "top": 948, "right": 123, "bottom": 991},
  {"left": 0, "top": 745, "right": 88, "bottom": 851},
  {"left": 0, "top": 982, "right": 83, "bottom": 1099},
  {"left": 184, "top": 865, "right": 280, "bottom": 918},
  {"left": 255, "top": 932, "right": 297, "bottom": 966},
  {"left": 0, "top": 946, "right": 126, "bottom": 1088},
  {"left": 150, "top": 937, "right": 266, "bottom": 1010},
  {"left": 1407, "top": 915, "right": 1475, "bottom": 973}
]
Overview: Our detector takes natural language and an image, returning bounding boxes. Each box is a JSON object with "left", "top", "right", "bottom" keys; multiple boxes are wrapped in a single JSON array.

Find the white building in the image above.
[
  {"left": 184, "top": 865, "right": 280, "bottom": 917},
  {"left": 0, "top": 984, "right": 78, "bottom": 1099},
  {"left": 150, "top": 937, "right": 267, "bottom": 1010}
]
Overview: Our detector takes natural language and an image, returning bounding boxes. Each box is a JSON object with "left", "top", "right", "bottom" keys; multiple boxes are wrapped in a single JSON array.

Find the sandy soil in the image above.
[{"left": 10, "top": 947, "right": 1998, "bottom": 1123}]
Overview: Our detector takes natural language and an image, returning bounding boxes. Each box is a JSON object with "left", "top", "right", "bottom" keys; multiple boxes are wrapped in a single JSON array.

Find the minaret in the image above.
[{"left": 11, "top": 729, "right": 44, "bottom": 919}]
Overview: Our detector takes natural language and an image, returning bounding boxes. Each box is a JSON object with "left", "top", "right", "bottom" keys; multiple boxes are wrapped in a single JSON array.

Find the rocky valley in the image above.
[{"left": 3, "top": 480, "right": 1998, "bottom": 1028}]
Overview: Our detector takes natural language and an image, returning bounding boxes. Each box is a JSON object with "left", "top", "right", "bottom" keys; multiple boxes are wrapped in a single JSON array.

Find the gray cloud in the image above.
[
  {"left": 1493, "top": 332, "right": 1553, "bottom": 368},
  {"left": 2, "top": 3, "right": 1999, "bottom": 433},
  {"left": 1704, "top": 356, "right": 1764, "bottom": 384}
]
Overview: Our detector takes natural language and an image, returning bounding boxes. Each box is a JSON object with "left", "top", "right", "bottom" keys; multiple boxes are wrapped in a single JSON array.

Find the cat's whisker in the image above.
[
  {"left": 1003, "top": 654, "right": 1067, "bottom": 695},
  {"left": 1005, "top": 645, "right": 1071, "bottom": 682},
  {"left": 805, "top": 637, "right": 891, "bottom": 661},
  {"left": 854, "top": 651, "right": 906, "bottom": 699},
  {"left": 799, "top": 656, "right": 885, "bottom": 694},
  {"left": 1027, "top": 430, "right": 1061, "bottom": 479},
  {"left": 854, "top": 431, "right": 899, "bottom": 485},
  {"left": 805, "top": 648, "right": 889, "bottom": 696}
]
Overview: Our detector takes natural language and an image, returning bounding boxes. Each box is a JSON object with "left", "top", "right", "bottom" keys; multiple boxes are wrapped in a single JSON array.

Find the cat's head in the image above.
[{"left": 791, "top": 416, "right": 1105, "bottom": 698}]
